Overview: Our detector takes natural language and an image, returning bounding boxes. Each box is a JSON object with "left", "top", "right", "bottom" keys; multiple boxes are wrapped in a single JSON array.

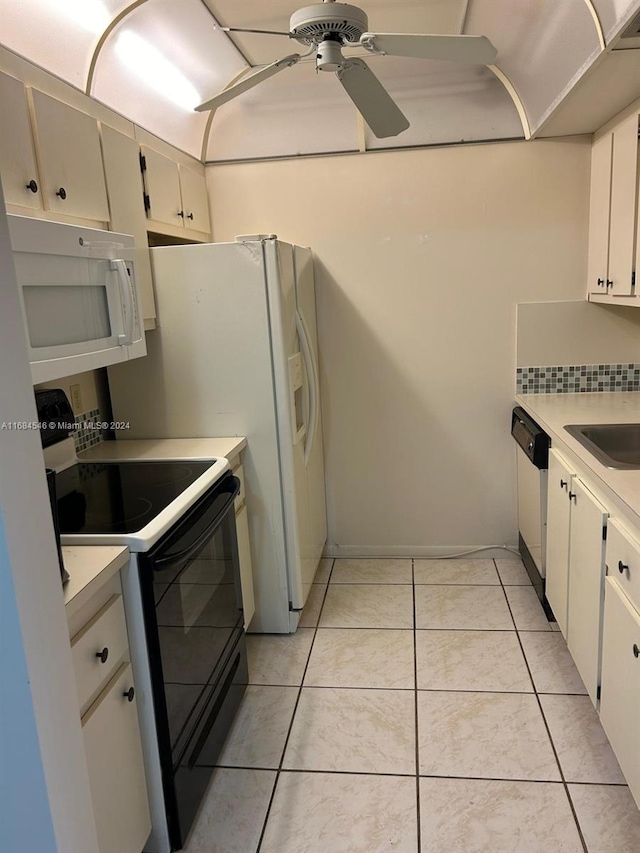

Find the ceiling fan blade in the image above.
[
  {"left": 219, "top": 27, "right": 292, "bottom": 37},
  {"left": 361, "top": 33, "right": 497, "bottom": 64},
  {"left": 337, "top": 58, "right": 409, "bottom": 139},
  {"left": 195, "top": 54, "right": 301, "bottom": 111}
]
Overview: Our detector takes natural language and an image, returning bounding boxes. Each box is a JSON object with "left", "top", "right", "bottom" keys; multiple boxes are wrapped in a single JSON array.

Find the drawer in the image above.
[
  {"left": 71, "top": 594, "right": 128, "bottom": 715},
  {"left": 606, "top": 518, "right": 640, "bottom": 611},
  {"left": 233, "top": 463, "right": 245, "bottom": 512}
]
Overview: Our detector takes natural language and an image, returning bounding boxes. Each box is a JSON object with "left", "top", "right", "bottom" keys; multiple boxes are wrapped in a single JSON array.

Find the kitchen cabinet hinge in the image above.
[
  {"left": 139, "top": 152, "right": 147, "bottom": 172},
  {"left": 602, "top": 526, "right": 607, "bottom": 541},
  {"left": 632, "top": 271, "right": 635, "bottom": 288},
  {"left": 143, "top": 192, "right": 151, "bottom": 213},
  {"left": 596, "top": 684, "right": 601, "bottom": 701}
]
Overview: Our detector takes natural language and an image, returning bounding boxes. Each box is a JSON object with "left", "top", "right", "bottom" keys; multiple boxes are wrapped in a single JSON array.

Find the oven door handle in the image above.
[{"left": 154, "top": 477, "right": 240, "bottom": 567}]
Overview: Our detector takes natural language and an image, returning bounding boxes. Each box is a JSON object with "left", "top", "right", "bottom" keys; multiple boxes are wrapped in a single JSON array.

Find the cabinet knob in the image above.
[
  {"left": 177, "top": 210, "right": 184, "bottom": 218},
  {"left": 95, "top": 647, "right": 109, "bottom": 664},
  {"left": 56, "top": 187, "right": 67, "bottom": 200},
  {"left": 606, "top": 279, "right": 613, "bottom": 288},
  {"left": 597, "top": 278, "right": 605, "bottom": 286},
  {"left": 618, "top": 560, "right": 629, "bottom": 575},
  {"left": 568, "top": 491, "right": 576, "bottom": 502},
  {"left": 187, "top": 212, "right": 194, "bottom": 221},
  {"left": 634, "top": 644, "right": 639, "bottom": 659},
  {"left": 123, "top": 686, "right": 135, "bottom": 702},
  {"left": 26, "top": 179, "right": 38, "bottom": 193},
  {"left": 560, "top": 479, "right": 567, "bottom": 489}
]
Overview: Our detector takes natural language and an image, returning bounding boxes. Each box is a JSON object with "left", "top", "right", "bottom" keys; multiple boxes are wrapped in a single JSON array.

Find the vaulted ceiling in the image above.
[{"left": 1, "top": 0, "right": 639, "bottom": 161}]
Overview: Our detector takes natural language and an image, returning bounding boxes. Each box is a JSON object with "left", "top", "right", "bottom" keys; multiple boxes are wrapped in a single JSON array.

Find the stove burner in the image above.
[{"left": 86, "top": 497, "right": 153, "bottom": 529}]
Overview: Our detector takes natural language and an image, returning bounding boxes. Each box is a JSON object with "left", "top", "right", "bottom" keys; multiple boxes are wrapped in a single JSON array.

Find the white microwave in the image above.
[{"left": 7, "top": 215, "right": 146, "bottom": 383}]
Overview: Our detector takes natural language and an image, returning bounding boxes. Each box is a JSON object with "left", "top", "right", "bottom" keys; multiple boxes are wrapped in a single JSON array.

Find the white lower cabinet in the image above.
[
  {"left": 599, "top": 578, "right": 640, "bottom": 804},
  {"left": 566, "top": 477, "right": 608, "bottom": 706},
  {"left": 545, "top": 448, "right": 575, "bottom": 636},
  {"left": 68, "top": 571, "right": 151, "bottom": 853},
  {"left": 82, "top": 663, "right": 152, "bottom": 853}
]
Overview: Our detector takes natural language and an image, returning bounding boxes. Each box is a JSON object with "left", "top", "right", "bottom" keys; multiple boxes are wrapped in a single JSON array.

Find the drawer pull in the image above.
[
  {"left": 26, "top": 179, "right": 38, "bottom": 193},
  {"left": 56, "top": 187, "right": 67, "bottom": 200},
  {"left": 95, "top": 647, "right": 109, "bottom": 664},
  {"left": 560, "top": 479, "right": 567, "bottom": 489},
  {"left": 123, "top": 686, "right": 135, "bottom": 702},
  {"left": 618, "top": 561, "right": 629, "bottom": 575},
  {"left": 634, "top": 644, "right": 639, "bottom": 659}
]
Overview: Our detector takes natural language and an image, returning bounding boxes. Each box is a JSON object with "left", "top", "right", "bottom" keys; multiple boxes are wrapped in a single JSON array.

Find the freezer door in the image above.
[
  {"left": 264, "top": 241, "right": 327, "bottom": 616},
  {"left": 294, "top": 246, "right": 328, "bottom": 579}
]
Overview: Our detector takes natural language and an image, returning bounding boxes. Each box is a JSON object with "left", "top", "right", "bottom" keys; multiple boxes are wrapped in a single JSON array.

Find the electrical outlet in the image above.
[{"left": 70, "top": 383, "right": 82, "bottom": 413}]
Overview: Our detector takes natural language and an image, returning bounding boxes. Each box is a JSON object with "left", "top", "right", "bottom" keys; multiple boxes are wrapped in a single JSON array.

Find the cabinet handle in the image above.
[
  {"left": 95, "top": 647, "right": 109, "bottom": 664},
  {"left": 633, "top": 644, "right": 639, "bottom": 659},
  {"left": 187, "top": 212, "right": 194, "bottom": 221},
  {"left": 123, "top": 686, "right": 135, "bottom": 702},
  {"left": 606, "top": 279, "right": 613, "bottom": 289},
  {"left": 597, "top": 278, "right": 605, "bottom": 286},
  {"left": 618, "top": 560, "right": 629, "bottom": 575},
  {"left": 56, "top": 187, "right": 67, "bottom": 200},
  {"left": 560, "top": 479, "right": 567, "bottom": 489},
  {"left": 568, "top": 491, "right": 576, "bottom": 502},
  {"left": 26, "top": 179, "right": 38, "bottom": 193},
  {"left": 177, "top": 210, "right": 184, "bottom": 218}
]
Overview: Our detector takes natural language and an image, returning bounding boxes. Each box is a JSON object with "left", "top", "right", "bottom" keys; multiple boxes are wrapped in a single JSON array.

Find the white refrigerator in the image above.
[{"left": 108, "top": 237, "right": 327, "bottom": 633}]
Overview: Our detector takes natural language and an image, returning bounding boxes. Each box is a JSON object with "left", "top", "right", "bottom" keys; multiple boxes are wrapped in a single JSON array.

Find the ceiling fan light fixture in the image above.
[
  {"left": 316, "top": 37, "right": 345, "bottom": 72},
  {"left": 290, "top": 3, "right": 368, "bottom": 46}
]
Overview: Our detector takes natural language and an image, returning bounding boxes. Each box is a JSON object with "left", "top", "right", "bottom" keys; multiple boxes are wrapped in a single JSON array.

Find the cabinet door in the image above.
[
  {"left": 0, "top": 72, "right": 41, "bottom": 210},
  {"left": 567, "top": 477, "right": 608, "bottom": 706},
  {"left": 599, "top": 578, "right": 640, "bottom": 805},
  {"left": 179, "top": 164, "right": 211, "bottom": 234},
  {"left": 140, "top": 146, "right": 183, "bottom": 227},
  {"left": 30, "top": 89, "right": 109, "bottom": 221},
  {"left": 608, "top": 113, "right": 639, "bottom": 296},
  {"left": 545, "top": 449, "right": 574, "bottom": 637},
  {"left": 235, "top": 504, "right": 255, "bottom": 630},
  {"left": 587, "top": 132, "right": 613, "bottom": 296},
  {"left": 82, "top": 663, "right": 151, "bottom": 853},
  {"left": 100, "top": 126, "right": 156, "bottom": 323}
]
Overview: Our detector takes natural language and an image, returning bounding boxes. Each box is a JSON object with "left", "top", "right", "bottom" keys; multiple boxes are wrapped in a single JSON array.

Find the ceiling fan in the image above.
[{"left": 196, "top": 0, "right": 497, "bottom": 139}]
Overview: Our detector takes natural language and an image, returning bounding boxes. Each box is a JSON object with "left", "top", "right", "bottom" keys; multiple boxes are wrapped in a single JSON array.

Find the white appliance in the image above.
[
  {"left": 108, "top": 236, "right": 327, "bottom": 633},
  {"left": 7, "top": 215, "right": 145, "bottom": 383}
]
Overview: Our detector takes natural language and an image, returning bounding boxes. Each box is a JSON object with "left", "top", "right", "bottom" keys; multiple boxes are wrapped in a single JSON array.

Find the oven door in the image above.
[{"left": 138, "top": 472, "right": 247, "bottom": 849}]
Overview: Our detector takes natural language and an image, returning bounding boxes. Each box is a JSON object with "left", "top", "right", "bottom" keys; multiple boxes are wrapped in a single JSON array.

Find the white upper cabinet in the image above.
[
  {"left": 140, "top": 145, "right": 210, "bottom": 236},
  {"left": 179, "top": 164, "right": 210, "bottom": 234},
  {"left": 0, "top": 72, "right": 41, "bottom": 210},
  {"left": 587, "top": 109, "right": 640, "bottom": 304},
  {"left": 30, "top": 89, "right": 110, "bottom": 222}
]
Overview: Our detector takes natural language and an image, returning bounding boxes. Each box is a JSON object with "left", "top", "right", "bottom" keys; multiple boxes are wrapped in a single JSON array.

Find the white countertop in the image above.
[
  {"left": 515, "top": 392, "right": 640, "bottom": 525},
  {"left": 78, "top": 437, "right": 247, "bottom": 464},
  {"left": 63, "top": 545, "right": 129, "bottom": 618}
]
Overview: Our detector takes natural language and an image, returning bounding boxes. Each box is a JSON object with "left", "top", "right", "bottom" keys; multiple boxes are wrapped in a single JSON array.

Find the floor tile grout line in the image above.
[
  {"left": 254, "top": 558, "right": 334, "bottom": 853},
  {"left": 494, "top": 559, "right": 590, "bottom": 853},
  {"left": 412, "top": 558, "right": 421, "bottom": 853},
  {"left": 210, "top": 763, "right": 630, "bottom": 787}
]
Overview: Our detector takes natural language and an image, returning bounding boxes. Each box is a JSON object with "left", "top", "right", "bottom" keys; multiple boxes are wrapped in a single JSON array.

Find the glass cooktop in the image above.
[{"left": 56, "top": 461, "right": 215, "bottom": 535}]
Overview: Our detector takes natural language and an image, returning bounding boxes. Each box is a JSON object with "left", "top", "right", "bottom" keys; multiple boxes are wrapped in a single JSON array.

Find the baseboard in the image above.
[{"left": 323, "top": 545, "right": 520, "bottom": 560}]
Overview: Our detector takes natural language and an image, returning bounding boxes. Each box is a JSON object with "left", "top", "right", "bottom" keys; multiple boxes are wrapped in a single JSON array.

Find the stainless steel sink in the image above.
[{"left": 564, "top": 424, "right": 640, "bottom": 469}]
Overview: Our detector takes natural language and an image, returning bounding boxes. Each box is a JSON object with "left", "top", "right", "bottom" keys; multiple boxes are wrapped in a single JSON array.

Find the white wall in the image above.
[
  {"left": 517, "top": 300, "right": 640, "bottom": 366},
  {"left": 0, "top": 184, "right": 99, "bottom": 852},
  {"left": 208, "top": 139, "right": 592, "bottom": 554}
]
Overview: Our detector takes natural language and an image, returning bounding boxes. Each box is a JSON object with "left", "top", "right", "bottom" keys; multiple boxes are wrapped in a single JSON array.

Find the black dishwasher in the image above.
[{"left": 511, "top": 407, "right": 552, "bottom": 615}]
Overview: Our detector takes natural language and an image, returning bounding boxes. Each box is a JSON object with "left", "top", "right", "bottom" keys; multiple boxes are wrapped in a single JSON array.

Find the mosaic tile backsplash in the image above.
[
  {"left": 517, "top": 364, "right": 640, "bottom": 394},
  {"left": 73, "top": 408, "right": 104, "bottom": 452}
]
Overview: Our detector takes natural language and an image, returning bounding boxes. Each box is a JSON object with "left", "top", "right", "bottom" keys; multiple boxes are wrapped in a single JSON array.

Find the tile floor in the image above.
[{"left": 183, "top": 557, "right": 640, "bottom": 853}]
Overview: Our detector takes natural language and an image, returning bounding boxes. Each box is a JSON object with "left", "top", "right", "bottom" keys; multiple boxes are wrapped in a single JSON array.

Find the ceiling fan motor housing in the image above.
[{"left": 290, "top": 3, "right": 369, "bottom": 46}]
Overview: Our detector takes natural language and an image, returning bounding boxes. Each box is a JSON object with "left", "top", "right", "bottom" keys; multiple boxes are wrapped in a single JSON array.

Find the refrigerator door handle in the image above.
[{"left": 295, "top": 309, "right": 318, "bottom": 467}]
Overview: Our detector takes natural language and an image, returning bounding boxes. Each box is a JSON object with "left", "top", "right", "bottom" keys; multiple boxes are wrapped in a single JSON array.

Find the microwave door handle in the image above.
[{"left": 111, "top": 259, "right": 134, "bottom": 345}]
